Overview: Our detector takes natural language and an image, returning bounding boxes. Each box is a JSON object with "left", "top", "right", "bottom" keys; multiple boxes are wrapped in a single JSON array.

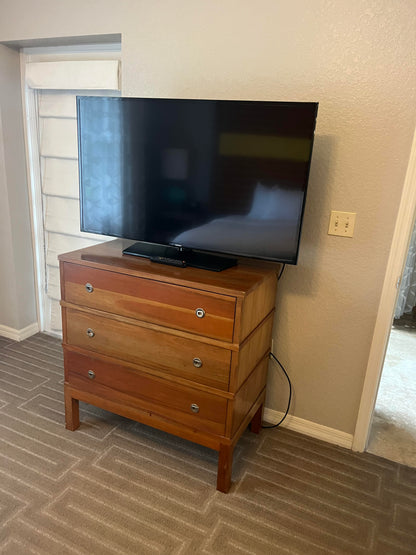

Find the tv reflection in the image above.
[{"left": 172, "top": 183, "right": 303, "bottom": 260}]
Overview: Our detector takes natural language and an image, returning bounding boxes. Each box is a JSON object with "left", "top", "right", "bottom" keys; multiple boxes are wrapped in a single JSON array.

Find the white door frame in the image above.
[
  {"left": 353, "top": 128, "right": 416, "bottom": 451},
  {"left": 20, "top": 81, "right": 45, "bottom": 331}
]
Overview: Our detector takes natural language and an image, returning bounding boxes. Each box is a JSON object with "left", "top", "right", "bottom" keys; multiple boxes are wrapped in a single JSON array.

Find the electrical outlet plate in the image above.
[{"left": 328, "top": 211, "right": 356, "bottom": 237}]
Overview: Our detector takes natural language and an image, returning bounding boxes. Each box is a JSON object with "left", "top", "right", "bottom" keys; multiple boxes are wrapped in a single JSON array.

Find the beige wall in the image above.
[
  {"left": 0, "top": 0, "right": 415, "bottom": 434},
  {"left": 0, "top": 98, "right": 19, "bottom": 330},
  {"left": 0, "top": 44, "right": 37, "bottom": 331}
]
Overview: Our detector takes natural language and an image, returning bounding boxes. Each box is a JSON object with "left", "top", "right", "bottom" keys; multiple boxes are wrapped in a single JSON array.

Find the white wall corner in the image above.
[
  {"left": 0, "top": 322, "right": 39, "bottom": 342},
  {"left": 263, "top": 407, "right": 353, "bottom": 449}
]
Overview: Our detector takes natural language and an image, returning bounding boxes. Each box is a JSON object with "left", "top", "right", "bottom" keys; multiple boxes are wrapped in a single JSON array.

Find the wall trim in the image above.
[
  {"left": 0, "top": 322, "right": 39, "bottom": 341},
  {"left": 263, "top": 408, "right": 353, "bottom": 449}
]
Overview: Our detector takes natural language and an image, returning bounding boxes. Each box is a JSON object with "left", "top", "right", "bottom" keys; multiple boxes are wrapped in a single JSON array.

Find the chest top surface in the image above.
[{"left": 58, "top": 239, "right": 279, "bottom": 298}]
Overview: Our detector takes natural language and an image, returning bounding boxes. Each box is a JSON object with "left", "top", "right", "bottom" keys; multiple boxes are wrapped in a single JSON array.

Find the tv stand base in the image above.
[{"left": 123, "top": 241, "right": 237, "bottom": 271}]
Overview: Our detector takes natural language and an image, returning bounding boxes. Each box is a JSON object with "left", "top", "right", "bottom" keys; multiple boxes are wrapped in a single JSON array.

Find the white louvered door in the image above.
[
  {"left": 24, "top": 54, "right": 121, "bottom": 335},
  {"left": 39, "top": 91, "right": 110, "bottom": 334}
]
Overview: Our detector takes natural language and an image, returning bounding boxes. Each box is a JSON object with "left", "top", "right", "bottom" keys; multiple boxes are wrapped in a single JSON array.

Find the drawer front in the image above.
[
  {"left": 64, "top": 349, "right": 227, "bottom": 436},
  {"left": 65, "top": 308, "right": 231, "bottom": 390},
  {"left": 62, "top": 263, "right": 236, "bottom": 342}
]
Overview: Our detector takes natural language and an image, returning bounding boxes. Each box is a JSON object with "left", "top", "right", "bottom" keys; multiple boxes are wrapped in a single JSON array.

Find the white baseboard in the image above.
[
  {"left": 263, "top": 407, "right": 353, "bottom": 449},
  {"left": 0, "top": 322, "right": 39, "bottom": 342}
]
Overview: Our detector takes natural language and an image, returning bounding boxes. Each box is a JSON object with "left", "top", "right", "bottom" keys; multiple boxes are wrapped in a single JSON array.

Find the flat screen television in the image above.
[{"left": 77, "top": 96, "right": 318, "bottom": 271}]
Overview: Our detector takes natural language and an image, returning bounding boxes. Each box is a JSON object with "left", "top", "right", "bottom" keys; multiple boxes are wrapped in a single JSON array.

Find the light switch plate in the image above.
[{"left": 328, "top": 211, "right": 356, "bottom": 237}]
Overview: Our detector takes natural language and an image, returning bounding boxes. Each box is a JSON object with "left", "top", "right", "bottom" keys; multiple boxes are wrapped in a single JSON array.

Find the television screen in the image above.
[{"left": 77, "top": 96, "right": 318, "bottom": 268}]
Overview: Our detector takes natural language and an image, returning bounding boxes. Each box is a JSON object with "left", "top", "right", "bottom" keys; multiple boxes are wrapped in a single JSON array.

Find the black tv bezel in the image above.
[{"left": 77, "top": 96, "right": 318, "bottom": 269}]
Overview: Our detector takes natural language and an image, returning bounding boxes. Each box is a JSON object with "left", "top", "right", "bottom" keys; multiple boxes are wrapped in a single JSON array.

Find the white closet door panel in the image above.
[
  {"left": 44, "top": 196, "right": 80, "bottom": 235},
  {"left": 46, "top": 232, "right": 105, "bottom": 268},
  {"left": 44, "top": 196, "right": 107, "bottom": 241},
  {"left": 42, "top": 297, "right": 62, "bottom": 332},
  {"left": 39, "top": 92, "right": 77, "bottom": 118},
  {"left": 50, "top": 299, "right": 62, "bottom": 332},
  {"left": 26, "top": 60, "right": 120, "bottom": 91},
  {"left": 40, "top": 118, "right": 78, "bottom": 159},
  {"left": 39, "top": 90, "right": 115, "bottom": 118},
  {"left": 46, "top": 265, "right": 61, "bottom": 300},
  {"left": 41, "top": 158, "right": 79, "bottom": 198},
  {"left": 45, "top": 234, "right": 60, "bottom": 269}
]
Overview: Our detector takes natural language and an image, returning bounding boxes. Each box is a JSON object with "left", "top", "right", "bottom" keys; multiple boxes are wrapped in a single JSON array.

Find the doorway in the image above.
[
  {"left": 366, "top": 221, "right": 416, "bottom": 467},
  {"left": 353, "top": 128, "right": 416, "bottom": 455}
]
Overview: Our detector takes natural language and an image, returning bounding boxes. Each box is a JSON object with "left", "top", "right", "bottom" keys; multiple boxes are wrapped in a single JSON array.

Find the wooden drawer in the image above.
[
  {"left": 62, "top": 263, "right": 236, "bottom": 342},
  {"left": 64, "top": 349, "right": 227, "bottom": 436},
  {"left": 64, "top": 308, "right": 232, "bottom": 390}
]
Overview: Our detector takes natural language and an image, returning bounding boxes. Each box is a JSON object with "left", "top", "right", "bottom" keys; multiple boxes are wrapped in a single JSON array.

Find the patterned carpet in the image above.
[{"left": 0, "top": 334, "right": 416, "bottom": 554}]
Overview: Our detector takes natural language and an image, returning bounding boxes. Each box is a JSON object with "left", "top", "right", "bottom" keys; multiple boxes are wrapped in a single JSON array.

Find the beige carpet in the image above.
[{"left": 1, "top": 334, "right": 416, "bottom": 554}]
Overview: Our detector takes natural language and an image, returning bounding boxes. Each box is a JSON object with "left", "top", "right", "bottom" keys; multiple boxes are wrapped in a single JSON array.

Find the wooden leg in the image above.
[
  {"left": 249, "top": 403, "right": 263, "bottom": 434},
  {"left": 217, "top": 443, "right": 234, "bottom": 493},
  {"left": 64, "top": 387, "right": 80, "bottom": 431}
]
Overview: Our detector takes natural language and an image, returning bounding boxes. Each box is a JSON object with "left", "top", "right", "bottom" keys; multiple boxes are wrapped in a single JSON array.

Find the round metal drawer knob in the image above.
[
  {"left": 193, "top": 357, "right": 203, "bottom": 368},
  {"left": 190, "top": 403, "right": 200, "bottom": 414},
  {"left": 85, "top": 283, "right": 94, "bottom": 293},
  {"left": 195, "top": 308, "right": 205, "bottom": 319},
  {"left": 86, "top": 328, "right": 95, "bottom": 338},
  {"left": 87, "top": 370, "right": 95, "bottom": 379}
]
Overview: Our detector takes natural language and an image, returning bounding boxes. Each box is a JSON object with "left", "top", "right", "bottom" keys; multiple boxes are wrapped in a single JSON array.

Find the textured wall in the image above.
[
  {"left": 0, "top": 0, "right": 415, "bottom": 434},
  {"left": 0, "top": 44, "right": 37, "bottom": 331}
]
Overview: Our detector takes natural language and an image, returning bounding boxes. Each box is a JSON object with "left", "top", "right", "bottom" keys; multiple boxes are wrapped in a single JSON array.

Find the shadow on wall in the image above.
[{"left": 283, "top": 133, "right": 338, "bottom": 297}]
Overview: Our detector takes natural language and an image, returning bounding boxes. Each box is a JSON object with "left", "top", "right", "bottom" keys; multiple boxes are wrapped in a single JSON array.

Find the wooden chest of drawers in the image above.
[{"left": 59, "top": 239, "right": 277, "bottom": 492}]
